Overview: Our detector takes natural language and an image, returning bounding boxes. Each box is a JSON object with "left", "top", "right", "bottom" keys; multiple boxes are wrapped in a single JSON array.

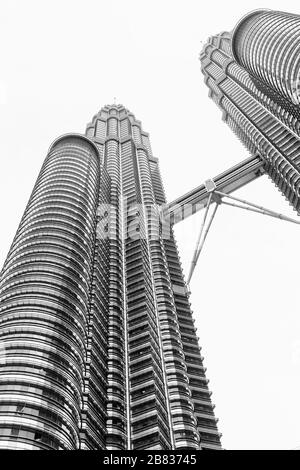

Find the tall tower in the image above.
[
  {"left": 200, "top": 9, "right": 300, "bottom": 213},
  {"left": 0, "top": 105, "right": 221, "bottom": 450}
]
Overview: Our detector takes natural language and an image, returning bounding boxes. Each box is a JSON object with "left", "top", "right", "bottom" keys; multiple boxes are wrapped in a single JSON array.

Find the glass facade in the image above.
[
  {"left": 200, "top": 10, "right": 300, "bottom": 214},
  {"left": 232, "top": 10, "right": 300, "bottom": 105},
  {"left": 0, "top": 135, "right": 104, "bottom": 449},
  {"left": 0, "top": 107, "right": 221, "bottom": 450}
]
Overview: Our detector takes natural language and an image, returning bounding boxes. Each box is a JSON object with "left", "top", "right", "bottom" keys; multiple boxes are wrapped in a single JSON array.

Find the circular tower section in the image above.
[
  {"left": 232, "top": 9, "right": 300, "bottom": 105},
  {"left": 0, "top": 135, "right": 100, "bottom": 449}
]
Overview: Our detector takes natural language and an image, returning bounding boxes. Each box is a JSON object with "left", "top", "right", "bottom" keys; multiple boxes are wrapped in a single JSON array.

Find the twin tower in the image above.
[{"left": 0, "top": 9, "right": 300, "bottom": 450}]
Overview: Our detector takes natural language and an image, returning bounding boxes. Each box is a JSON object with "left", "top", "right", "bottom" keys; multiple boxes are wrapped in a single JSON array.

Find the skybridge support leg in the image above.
[
  {"left": 187, "top": 193, "right": 219, "bottom": 286},
  {"left": 186, "top": 184, "right": 300, "bottom": 286}
]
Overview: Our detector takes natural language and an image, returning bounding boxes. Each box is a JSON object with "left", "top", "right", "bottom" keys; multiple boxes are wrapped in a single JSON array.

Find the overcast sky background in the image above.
[{"left": 1, "top": 0, "right": 300, "bottom": 450}]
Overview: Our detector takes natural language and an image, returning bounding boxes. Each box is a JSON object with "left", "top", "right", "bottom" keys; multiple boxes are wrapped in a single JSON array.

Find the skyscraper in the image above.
[
  {"left": 0, "top": 105, "right": 221, "bottom": 450},
  {"left": 200, "top": 9, "right": 300, "bottom": 213}
]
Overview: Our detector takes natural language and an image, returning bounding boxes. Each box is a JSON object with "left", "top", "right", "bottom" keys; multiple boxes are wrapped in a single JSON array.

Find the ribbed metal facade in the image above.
[
  {"left": 86, "top": 105, "right": 221, "bottom": 450},
  {"left": 232, "top": 10, "right": 300, "bottom": 105},
  {"left": 200, "top": 9, "right": 300, "bottom": 214},
  {"left": 0, "top": 106, "right": 221, "bottom": 450},
  {"left": 0, "top": 135, "right": 106, "bottom": 449}
]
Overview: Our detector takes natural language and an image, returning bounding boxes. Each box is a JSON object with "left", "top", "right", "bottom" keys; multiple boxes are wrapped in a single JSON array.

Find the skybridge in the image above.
[
  {"left": 162, "top": 155, "right": 264, "bottom": 225},
  {"left": 162, "top": 155, "right": 300, "bottom": 286}
]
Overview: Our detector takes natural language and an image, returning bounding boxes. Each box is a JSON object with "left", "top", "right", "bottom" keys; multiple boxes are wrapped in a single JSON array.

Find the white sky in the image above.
[{"left": 1, "top": 0, "right": 300, "bottom": 450}]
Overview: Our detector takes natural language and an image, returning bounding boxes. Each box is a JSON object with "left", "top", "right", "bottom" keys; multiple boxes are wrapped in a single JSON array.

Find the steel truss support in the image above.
[
  {"left": 187, "top": 182, "right": 300, "bottom": 285},
  {"left": 215, "top": 191, "right": 300, "bottom": 225},
  {"left": 187, "top": 193, "right": 219, "bottom": 285}
]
